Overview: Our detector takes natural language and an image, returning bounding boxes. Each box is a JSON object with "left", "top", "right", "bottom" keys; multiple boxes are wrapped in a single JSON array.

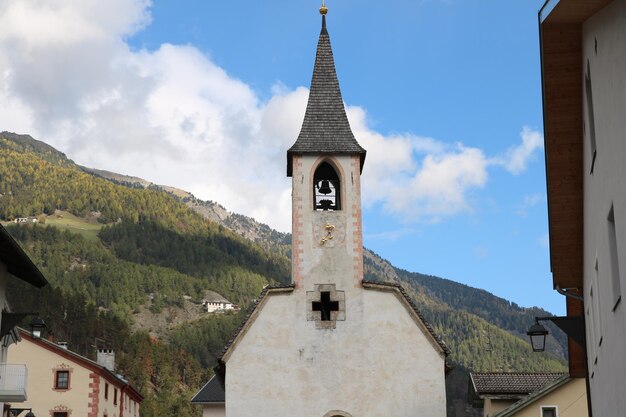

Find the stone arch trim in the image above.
[
  {"left": 310, "top": 156, "right": 347, "bottom": 211},
  {"left": 323, "top": 411, "right": 353, "bottom": 417}
]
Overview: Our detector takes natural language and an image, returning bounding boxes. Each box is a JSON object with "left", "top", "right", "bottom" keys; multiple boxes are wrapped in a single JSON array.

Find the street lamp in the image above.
[
  {"left": 526, "top": 316, "right": 584, "bottom": 352},
  {"left": 526, "top": 320, "right": 549, "bottom": 352},
  {"left": 29, "top": 317, "right": 47, "bottom": 339}
]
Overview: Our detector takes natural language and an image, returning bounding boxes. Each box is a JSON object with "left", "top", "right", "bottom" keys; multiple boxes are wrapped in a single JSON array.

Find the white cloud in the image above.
[
  {"left": 0, "top": 0, "right": 542, "bottom": 231},
  {"left": 349, "top": 106, "right": 488, "bottom": 221},
  {"left": 497, "top": 127, "right": 544, "bottom": 175}
]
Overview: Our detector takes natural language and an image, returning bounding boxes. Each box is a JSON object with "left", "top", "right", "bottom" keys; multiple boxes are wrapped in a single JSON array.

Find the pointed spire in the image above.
[{"left": 287, "top": 8, "right": 366, "bottom": 177}]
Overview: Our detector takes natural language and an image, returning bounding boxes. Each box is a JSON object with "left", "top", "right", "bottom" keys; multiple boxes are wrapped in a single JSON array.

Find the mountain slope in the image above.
[{"left": 0, "top": 132, "right": 567, "bottom": 417}]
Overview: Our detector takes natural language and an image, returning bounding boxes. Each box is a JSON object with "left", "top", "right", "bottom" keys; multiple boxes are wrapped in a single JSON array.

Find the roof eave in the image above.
[
  {"left": 0, "top": 225, "right": 48, "bottom": 288},
  {"left": 287, "top": 151, "right": 366, "bottom": 177}
]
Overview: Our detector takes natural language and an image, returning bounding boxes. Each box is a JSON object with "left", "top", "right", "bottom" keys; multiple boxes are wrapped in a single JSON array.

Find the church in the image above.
[{"left": 199, "top": 5, "right": 450, "bottom": 417}]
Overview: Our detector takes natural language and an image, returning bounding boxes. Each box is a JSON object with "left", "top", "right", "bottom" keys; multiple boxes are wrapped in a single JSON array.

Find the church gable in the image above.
[
  {"left": 361, "top": 280, "right": 449, "bottom": 356},
  {"left": 219, "top": 284, "right": 295, "bottom": 364}
]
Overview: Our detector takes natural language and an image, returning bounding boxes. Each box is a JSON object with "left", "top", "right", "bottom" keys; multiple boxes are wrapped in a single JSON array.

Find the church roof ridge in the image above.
[
  {"left": 361, "top": 280, "right": 450, "bottom": 356},
  {"left": 286, "top": 12, "right": 366, "bottom": 177}
]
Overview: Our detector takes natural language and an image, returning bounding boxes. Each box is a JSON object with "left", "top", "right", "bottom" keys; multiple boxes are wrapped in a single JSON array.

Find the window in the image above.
[
  {"left": 53, "top": 413, "right": 68, "bottom": 417},
  {"left": 585, "top": 60, "right": 597, "bottom": 173},
  {"left": 55, "top": 370, "right": 70, "bottom": 389},
  {"left": 592, "top": 258, "right": 603, "bottom": 347},
  {"left": 542, "top": 406, "right": 557, "bottom": 417},
  {"left": 313, "top": 161, "right": 341, "bottom": 211},
  {"left": 114, "top": 388, "right": 118, "bottom": 405},
  {"left": 608, "top": 205, "right": 622, "bottom": 310},
  {"left": 105, "top": 382, "right": 109, "bottom": 400}
]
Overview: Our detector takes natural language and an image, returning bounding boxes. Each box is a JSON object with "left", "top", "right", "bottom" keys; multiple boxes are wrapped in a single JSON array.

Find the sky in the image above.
[{"left": 0, "top": 0, "right": 565, "bottom": 315}]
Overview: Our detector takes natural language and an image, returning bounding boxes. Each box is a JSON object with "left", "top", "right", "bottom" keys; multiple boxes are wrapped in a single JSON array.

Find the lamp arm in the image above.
[{"left": 555, "top": 285, "right": 584, "bottom": 301}]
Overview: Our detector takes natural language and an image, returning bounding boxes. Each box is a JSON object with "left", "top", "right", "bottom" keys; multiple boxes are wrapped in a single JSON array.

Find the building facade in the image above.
[
  {"left": 211, "top": 7, "right": 449, "bottom": 417},
  {"left": 7, "top": 329, "right": 142, "bottom": 417},
  {"left": 540, "top": 0, "right": 626, "bottom": 415},
  {"left": 468, "top": 372, "right": 566, "bottom": 417},
  {"left": 493, "top": 376, "right": 587, "bottom": 417}
]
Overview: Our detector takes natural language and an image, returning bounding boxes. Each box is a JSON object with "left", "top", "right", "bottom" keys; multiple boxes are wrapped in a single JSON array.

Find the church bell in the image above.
[{"left": 317, "top": 180, "right": 332, "bottom": 195}]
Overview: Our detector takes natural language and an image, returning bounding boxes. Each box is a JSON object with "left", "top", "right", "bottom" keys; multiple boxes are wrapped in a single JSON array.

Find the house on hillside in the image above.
[
  {"left": 14, "top": 217, "right": 37, "bottom": 224},
  {"left": 539, "top": 0, "right": 626, "bottom": 415},
  {"left": 0, "top": 224, "right": 48, "bottom": 412},
  {"left": 492, "top": 375, "right": 587, "bottom": 417},
  {"left": 202, "top": 297, "right": 235, "bottom": 313},
  {"left": 195, "top": 5, "right": 450, "bottom": 417},
  {"left": 468, "top": 372, "right": 566, "bottom": 417},
  {"left": 7, "top": 328, "right": 143, "bottom": 417}
]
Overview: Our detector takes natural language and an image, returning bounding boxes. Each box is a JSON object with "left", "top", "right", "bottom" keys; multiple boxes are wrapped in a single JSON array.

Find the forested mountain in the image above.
[{"left": 0, "top": 132, "right": 567, "bottom": 417}]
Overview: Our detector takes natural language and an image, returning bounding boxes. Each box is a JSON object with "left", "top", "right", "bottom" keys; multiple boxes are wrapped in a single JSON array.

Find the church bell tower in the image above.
[
  {"left": 287, "top": 4, "right": 367, "bottom": 327},
  {"left": 217, "top": 7, "right": 448, "bottom": 415}
]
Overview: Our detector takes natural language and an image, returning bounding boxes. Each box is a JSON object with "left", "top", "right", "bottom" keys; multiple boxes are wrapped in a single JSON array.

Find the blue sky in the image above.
[{"left": 0, "top": 0, "right": 564, "bottom": 314}]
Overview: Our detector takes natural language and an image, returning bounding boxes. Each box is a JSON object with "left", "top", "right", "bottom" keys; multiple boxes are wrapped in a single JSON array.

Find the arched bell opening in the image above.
[{"left": 313, "top": 161, "right": 341, "bottom": 211}]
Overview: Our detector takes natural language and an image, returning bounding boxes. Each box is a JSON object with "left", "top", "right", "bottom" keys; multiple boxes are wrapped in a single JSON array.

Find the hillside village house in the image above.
[
  {"left": 492, "top": 375, "right": 587, "bottom": 417},
  {"left": 7, "top": 329, "right": 142, "bottom": 417},
  {"left": 539, "top": 0, "right": 626, "bottom": 415},
  {"left": 192, "top": 6, "right": 450, "bottom": 417},
  {"left": 468, "top": 372, "right": 565, "bottom": 417},
  {"left": 0, "top": 224, "right": 48, "bottom": 415},
  {"left": 202, "top": 298, "right": 236, "bottom": 313},
  {"left": 468, "top": 372, "right": 587, "bottom": 417}
]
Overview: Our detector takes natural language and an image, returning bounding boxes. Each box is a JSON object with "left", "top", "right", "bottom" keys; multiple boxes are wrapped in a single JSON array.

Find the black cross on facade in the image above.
[{"left": 312, "top": 291, "right": 339, "bottom": 321}]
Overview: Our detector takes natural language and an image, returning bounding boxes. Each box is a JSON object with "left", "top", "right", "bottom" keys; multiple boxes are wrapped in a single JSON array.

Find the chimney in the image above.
[{"left": 97, "top": 349, "right": 115, "bottom": 372}]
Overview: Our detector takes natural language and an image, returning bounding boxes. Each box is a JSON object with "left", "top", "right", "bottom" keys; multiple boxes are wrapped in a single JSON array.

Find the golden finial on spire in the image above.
[{"left": 319, "top": 0, "right": 328, "bottom": 15}]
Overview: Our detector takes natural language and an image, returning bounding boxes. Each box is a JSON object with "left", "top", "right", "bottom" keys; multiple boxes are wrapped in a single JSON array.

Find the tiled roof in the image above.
[
  {"left": 361, "top": 280, "right": 449, "bottom": 356},
  {"left": 191, "top": 376, "right": 225, "bottom": 404},
  {"left": 0, "top": 224, "right": 48, "bottom": 288},
  {"left": 470, "top": 372, "right": 567, "bottom": 395},
  {"left": 492, "top": 375, "right": 571, "bottom": 417},
  {"left": 287, "top": 15, "right": 366, "bottom": 177}
]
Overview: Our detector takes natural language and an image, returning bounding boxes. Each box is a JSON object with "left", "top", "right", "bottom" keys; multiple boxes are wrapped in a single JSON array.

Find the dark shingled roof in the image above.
[
  {"left": 191, "top": 376, "right": 225, "bottom": 404},
  {"left": 0, "top": 224, "right": 48, "bottom": 288},
  {"left": 470, "top": 372, "right": 566, "bottom": 395},
  {"left": 287, "top": 14, "right": 366, "bottom": 177}
]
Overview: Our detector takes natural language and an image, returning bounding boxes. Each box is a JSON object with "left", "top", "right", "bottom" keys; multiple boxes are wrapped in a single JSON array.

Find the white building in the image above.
[
  {"left": 203, "top": 301, "right": 234, "bottom": 313},
  {"left": 198, "top": 6, "right": 450, "bottom": 417},
  {"left": 540, "top": 0, "right": 626, "bottom": 415}
]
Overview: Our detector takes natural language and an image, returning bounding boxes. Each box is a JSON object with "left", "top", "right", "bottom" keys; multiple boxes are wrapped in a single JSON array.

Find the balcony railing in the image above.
[{"left": 0, "top": 364, "right": 28, "bottom": 402}]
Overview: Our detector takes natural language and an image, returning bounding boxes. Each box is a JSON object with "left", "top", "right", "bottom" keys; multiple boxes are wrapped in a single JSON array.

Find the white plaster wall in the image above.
[
  {"left": 292, "top": 155, "right": 363, "bottom": 290},
  {"left": 582, "top": 2, "right": 626, "bottom": 416},
  {"left": 228, "top": 152, "right": 445, "bottom": 416},
  {"left": 202, "top": 404, "right": 225, "bottom": 417},
  {"left": 225, "top": 288, "right": 447, "bottom": 417}
]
